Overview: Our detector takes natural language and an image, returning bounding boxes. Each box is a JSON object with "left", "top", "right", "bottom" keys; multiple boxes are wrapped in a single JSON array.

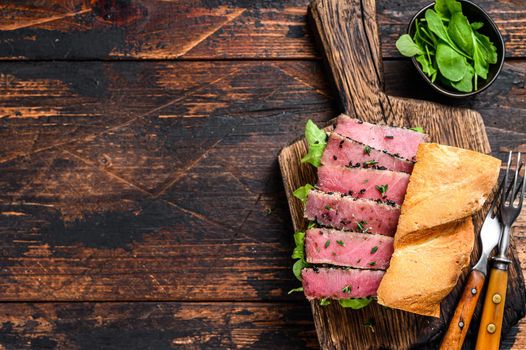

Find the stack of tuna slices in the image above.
[{"left": 301, "top": 115, "right": 428, "bottom": 301}]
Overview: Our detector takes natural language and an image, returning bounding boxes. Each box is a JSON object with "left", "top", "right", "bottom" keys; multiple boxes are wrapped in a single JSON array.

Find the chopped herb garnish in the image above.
[
  {"left": 319, "top": 298, "right": 331, "bottom": 306},
  {"left": 370, "top": 246, "right": 379, "bottom": 254},
  {"left": 357, "top": 221, "right": 368, "bottom": 232},
  {"left": 324, "top": 204, "right": 332, "bottom": 210},
  {"left": 336, "top": 240, "right": 345, "bottom": 247},
  {"left": 368, "top": 261, "right": 376, "bottom": 266},
  {"left": 363, "top": 318, "right": 376, "bottom": 332},
  {"left": 339, "top": 298, "right": 373, "bottom": 309},
  {"left": 375, "top": 184, "right": 389, "bottom": 197},
  {"left": 385, "top": 135, "right": 394, "bottom": 139},
  {"left": 325, "top": 240, "right": 331, "bottom": 248},
  {"left": 342, "top": 285, "right": 352, "bottom": 294},
  {"left": 364, "top": 145, "right": 371, "bottom": 155}
]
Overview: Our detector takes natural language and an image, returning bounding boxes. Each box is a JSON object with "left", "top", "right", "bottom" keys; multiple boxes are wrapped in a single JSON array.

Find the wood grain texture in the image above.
[
  {"left": 278, "top": 0, "right": 526, "bottom": 349},
  {"left": 0, "top": 0, "right": 524, "bottom": 60},
  {"left": 0, "top": 302, "right": 318, "bottom": 349}
]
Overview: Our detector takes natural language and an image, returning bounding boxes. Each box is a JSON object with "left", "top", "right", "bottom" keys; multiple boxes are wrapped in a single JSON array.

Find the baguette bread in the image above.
[
  {"left": 377, "top": 218, "right": 474, "bottom": 317},
  {"left": 395, "top": 143, "right": 500, "bottom": 247},
  {"left": 377, "top": 143, "right": 501, "bottom": 317}
]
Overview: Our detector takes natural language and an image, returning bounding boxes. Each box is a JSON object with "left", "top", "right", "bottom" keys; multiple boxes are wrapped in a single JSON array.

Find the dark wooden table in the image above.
[{"left": 0, "top": 1, "right": 524, "bottom": 349}]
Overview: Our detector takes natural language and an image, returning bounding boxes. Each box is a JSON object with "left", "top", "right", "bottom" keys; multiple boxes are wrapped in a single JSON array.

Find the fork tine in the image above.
[
  {"left": 510, "top": 152, "right": 522, "bottom": 203},
  {"left": 505, "top": 160, "right": 524, "bottom": 202},
  {"left": 502, "top": 151, "right": 513, "bottom": 205},
  {"left": 518, "top": 164, "right": 525, "bottom": 208}
]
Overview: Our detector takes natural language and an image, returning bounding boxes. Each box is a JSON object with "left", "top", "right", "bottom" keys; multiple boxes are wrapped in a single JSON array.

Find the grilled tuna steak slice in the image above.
[
  {"left": 334, "top": 114, "right": 428, "bottom": 161},
  {"left": 302, "top": 267, "right": 384, "bottom": 299},
  {"left": 321, "top": 133, "right": 414, "bottom": 173},
  {"left": 317, "top": 165, "right": 410, "bottom": 205},
  {"left": 305, "top": 190, "right": 400, "bottom": 236},
  {"left": 305, "top": 228, "right": 394, "bottom": 270}
]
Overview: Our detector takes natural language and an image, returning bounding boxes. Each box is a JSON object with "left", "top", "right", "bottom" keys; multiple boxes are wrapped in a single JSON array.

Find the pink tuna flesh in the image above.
[
  {"left": 302, "top": 268, "right": 384, "bottom": 299},
  {"left": 334, "top": 114, "right": 428, "bottom": 161},
  {"left": 305, "top": 228, "right": 394, "bottom": 270},
  {"left": 317, "top": 165, "right": 409, "bottom": 205},
  {"left": 305, "top": 190, "right": 400, "bottom": 236},
  {"left": 321, "top": 133, "right": 414, "bottom": 173}
]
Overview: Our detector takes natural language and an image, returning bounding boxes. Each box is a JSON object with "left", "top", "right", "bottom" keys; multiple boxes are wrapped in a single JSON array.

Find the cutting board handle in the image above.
[{"left": 309, "top": 0, "right": 388, "bottom": 123}]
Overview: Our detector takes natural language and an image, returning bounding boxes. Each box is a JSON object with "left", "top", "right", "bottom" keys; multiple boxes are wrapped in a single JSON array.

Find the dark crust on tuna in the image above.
[{"left": 333, "top": 132, "right": 416, "bottom": 163}]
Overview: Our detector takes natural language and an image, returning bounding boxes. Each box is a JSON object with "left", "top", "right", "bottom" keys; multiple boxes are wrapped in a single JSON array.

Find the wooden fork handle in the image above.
[
  {"left": 475, "top": 266, "right": 509, "bottom": 350},
  {"left": 440, "top": 270, "right": 485, "bottom": 350}
]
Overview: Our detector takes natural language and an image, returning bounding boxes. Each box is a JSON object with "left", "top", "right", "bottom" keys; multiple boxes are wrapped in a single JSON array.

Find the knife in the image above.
[
  {"left": 439, "top": 180, "right": 504, "bottom": 350},
  {"left": 476, "top": 153, "right": 525, "bottom": 350}
]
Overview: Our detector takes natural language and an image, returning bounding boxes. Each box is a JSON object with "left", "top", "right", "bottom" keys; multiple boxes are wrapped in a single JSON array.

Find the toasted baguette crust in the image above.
[
  {"left": 377, "top": 218, "right": 474, "bottom": 317},
  {"left": 378, "top": 143, "right": 500, "bottom": 318},
  {"left": 395, "top": 143, "right": 500, "bottom": 246}
]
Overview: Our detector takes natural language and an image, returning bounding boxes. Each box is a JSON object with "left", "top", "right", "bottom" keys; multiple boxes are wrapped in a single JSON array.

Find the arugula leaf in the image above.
[
  {"left": 448, "top": 12, "right": 474, "bottom": 55},
  {"left": 436, "top": 43, "right": 468, "bottom": 82},
  {"left": 293, "top": 184, "right": 314, "bottom": 203},
  {"left": 474, "top": 32, "right": 497, "bottom": 64},
  {"left": 292, "top": 231, "right": 305, "bottom": 259},
  {"left": 338, "top": 297, "right": 373, "bottom": 309},
  {"left": 445, "top": 0, "right": 462, "bottom": 15},
  {"left": 319, "top": 298, "right": 331, "bottom": 306},
  {"left": 416, "top": 54, "right": 437, "bottom": 80},
  {"left": 410, "top": 126, "right": 425, "bottom": 133},
  {"left": 292, "top": 259, "right": 307, "bottom": 281},
  {"left": 426, "top": 9, "right": 468, "bottom": 59},
  {"left": 301, "top": 120, "right": 327, "bottom": 167},
  {"left": 434, "top": 0, "right": 449, "bottom": 18},
  {"left": 396, "top": 34, "right": 423, "bottom": 57},
  {"left": 470, "top": 22, "right": 484, "bottom": 30},
  {"left": 288, "top": 287, "right": 304, "bottom": 294},
  {"left": 451, "top": 64, "right": 474, "bottom": 92}
]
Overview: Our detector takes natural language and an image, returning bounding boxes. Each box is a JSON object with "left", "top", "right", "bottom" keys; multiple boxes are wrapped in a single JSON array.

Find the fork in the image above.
[{"left": 475, "top": 152, "right": 525, "bottom": 350}]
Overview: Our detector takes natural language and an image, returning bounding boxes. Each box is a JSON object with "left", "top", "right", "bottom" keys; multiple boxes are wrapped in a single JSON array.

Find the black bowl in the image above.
[{"left": 407, "top": 0, "right": 505, "bottom": 98}]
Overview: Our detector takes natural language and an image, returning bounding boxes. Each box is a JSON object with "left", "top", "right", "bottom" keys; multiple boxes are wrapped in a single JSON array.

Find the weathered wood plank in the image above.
[
  {"left": 0, "top": 302, "right": 318, "bottom": 349},
  {"left": 0, "top": 60, "right": 524, "bottom": 302},
  {"left": 0, "top": 0, "right": 524, "bottom": 60}
]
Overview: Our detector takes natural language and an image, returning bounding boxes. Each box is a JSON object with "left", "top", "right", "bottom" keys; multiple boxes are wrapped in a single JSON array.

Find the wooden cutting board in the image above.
[{"left": 278, "top": 0, "right": 526, "bottom": 349}]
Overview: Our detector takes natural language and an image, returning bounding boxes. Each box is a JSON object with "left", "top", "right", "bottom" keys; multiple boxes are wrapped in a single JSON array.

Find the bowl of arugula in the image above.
[{"left": 397, "top": 0, "right": 505, "bottom": 97}]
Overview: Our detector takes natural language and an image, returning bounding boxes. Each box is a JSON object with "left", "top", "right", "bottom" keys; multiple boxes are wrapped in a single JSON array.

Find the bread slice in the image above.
[
  {"left": 395, "top": 143, "right": 500, "bottom": 247},
  {"left": 377, "top": 218, "right": 474, "bottom": 317}
]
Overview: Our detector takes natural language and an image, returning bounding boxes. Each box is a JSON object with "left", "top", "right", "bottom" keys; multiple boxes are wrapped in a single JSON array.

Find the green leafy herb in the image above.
[
  {"left": 368, "top": 261, "right": 377, "bottom": 266},
  {"left": 357, "top": 221, "right": 368, "bottom": 232},
  {"left": 363, "top": 160, "right": 378, "bottom": 167},
  {"left": 292, "top": 259, "right": 307, "bottom": 281},
  {"left": 470, "top": 22, "right": 484, "bottom": 30},
  {"left": 324, "top": 204, "right": 332, "bottom": 210},
  {"left": 370, "top": 246, "right": 379, "bottom": 254},
  {"left": 336, "top": 240, "right": 345, "bottom": 247},
  {"left": 325, "top": 240, "right": 331, "bottom": 249},
  {"left": 342, "top": 285, "right": 352, "bottom": 294},
  {"left": 375, "top": 184, "right": 388, "bottom": 197},
  {"left": 319, "top": 298, "right": 331, "bottom": 306},
  {"left": 292, "top": 231, "right": 305, "bottom": 260},
  {"left": 395, "top": 34, "right": 423, "bottom": 57},
  {"left": 288, "top": 287, "right": 304, "bottom": 294},
  {"left": 339, "top": 297, "right": 373, "bottom": 309},
  {"left": 396, "top": 1, "right": 498, "bottom": 93},
  {"left": 293, "top": 184, "right": 314, "bottom": 203},
  {"left": 436, "top": 43, "right": 468, "bottom": 82},
  {"left": 363, "top": 145, "right": 371, "bottom": 155},
  {"left": 410, "top": 126, "right": 425, "bottom": 133},
  {"left": 307, "top": 221, "right": 316, "bottom": 229},
  {"left": 301, "top": 120, "right": 327, "bottom": 167}
]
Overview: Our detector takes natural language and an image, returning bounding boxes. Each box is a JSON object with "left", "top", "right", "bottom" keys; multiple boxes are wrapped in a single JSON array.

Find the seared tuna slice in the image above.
[
  {"left": 321, "top": 133, "right": 414, "bottom": 173},
  {"left": 305, "top": 228, "right": 394, "bottom": 270},
  {"left": 302, "top": 267, "right": 384, "bottom": 299},
  {"left": 305, "top": 190, "right": 400, "bottom": 236},
  {"left": 317, "top": 165, "right": 409, "bottom": 205},
  {"left": 334, "top": 114, "right": 428, "bottom": 161}
]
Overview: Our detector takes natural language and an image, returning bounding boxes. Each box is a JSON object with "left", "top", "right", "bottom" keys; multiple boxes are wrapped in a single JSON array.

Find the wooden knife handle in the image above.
[
  {"left": 475, "top": 267, "right": 508, "bottom": 350},
  {"left": 440, "top": 270, "right": 485, "bottom": 350}
]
